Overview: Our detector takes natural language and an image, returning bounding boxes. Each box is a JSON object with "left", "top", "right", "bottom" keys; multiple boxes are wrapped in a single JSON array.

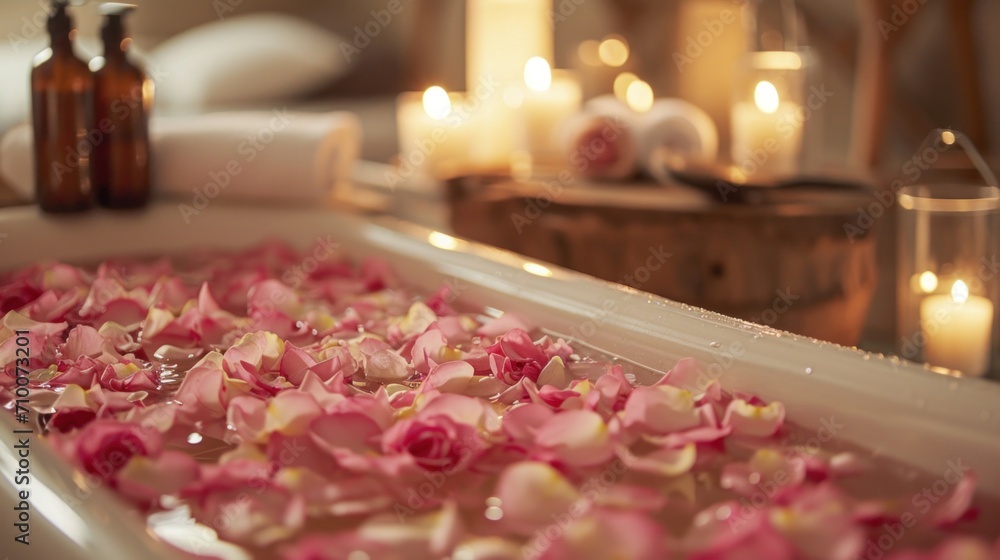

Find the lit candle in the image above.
[
  {"left": 730, "top": 80, "right": 803, "bottom": 176},
  {"left": 466, "top": 0, "right": 553, "bottom": 172},
  {"left": 675, "top": 0, "right": 746, "bottom": 151},
  {"left": 920, "top": 280, "right": 994, "bottom": 377},
  {"left": 396, "top": 87, "right": 473, "bottom": 177},
  {"left": 466, "top": 0, "right": 552, "bottom": 93},
  {"left": 516, "top": 58, "right": 583, "bottom": 170}
]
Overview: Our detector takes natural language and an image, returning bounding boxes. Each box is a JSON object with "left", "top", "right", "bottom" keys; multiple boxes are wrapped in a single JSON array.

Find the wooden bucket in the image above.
[{"left": 448, "top": 177, "right": 879, "bottom": 346}]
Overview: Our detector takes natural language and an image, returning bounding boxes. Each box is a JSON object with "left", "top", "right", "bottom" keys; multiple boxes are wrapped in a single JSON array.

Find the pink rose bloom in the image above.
[
  {"left": 585, "top": 365, "right": 634, "bottom": 417},
  {"left": 382, "top": 414, "right": 483, "bottom": 473},
  {"left": 70, "top": 419, "right": 162, "bottom": 479},
  {"left": 0, "top": 274, "right": 44, "bottom": 313},
  {"left": 486, "top": 329, "right": 573, "bottom": 387},
  {"left": 48, "top": 408, "right": 98, "bottom": 433}
]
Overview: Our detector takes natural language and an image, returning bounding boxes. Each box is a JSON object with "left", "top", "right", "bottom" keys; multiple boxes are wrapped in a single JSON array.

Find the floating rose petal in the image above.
[
  {"left": 534, "top": 409, "right": 615, "bottom": 467},
  {"left": 622, "top": 385, "right": 702, "bottom": 435},
  {"left": 723, "top": 399, "right": 786, "bottom": 438},
  {"left": 494, "top": 462, "right": 580, "bottom": 536}
]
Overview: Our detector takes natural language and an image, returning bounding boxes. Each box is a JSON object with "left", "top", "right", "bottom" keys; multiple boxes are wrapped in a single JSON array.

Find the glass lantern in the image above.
[
  {"left": 896, "top": 131, "right": 1000, "bottom": 378},
  {"left": 730, "top": 0, "right": 810, "bottom": 178}
]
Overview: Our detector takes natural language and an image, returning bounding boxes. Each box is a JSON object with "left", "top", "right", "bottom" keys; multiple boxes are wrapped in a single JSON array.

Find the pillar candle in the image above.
[
  {"left": 920, "top": 280, "right": 994, "bottom": 377},
  {"left": 730, "top": 80, "right": 803, "bottom": 176},
  {"left": 517, "top": 59, "right": 583, "bottom": 171}
]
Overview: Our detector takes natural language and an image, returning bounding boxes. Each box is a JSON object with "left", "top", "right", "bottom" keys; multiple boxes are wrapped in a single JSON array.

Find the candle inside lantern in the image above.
[
  {"left": 730, "top": 79, "right": 803, "bottom": 176},
  {"left": 516, "top": 57, "right": 583, "bottom": 171},
  {"left": 920, "top": 279, "right": 994, "bottom": 377},
  {"left": 396, "top": 86, "right": 472, "bottom": 177}
]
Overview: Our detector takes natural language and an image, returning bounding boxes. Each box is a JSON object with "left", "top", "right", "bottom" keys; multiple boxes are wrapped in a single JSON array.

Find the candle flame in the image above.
[
  {"left": 422, "top": 86, "right": 451, "bottom": 120},
  {"left": 754, "top": 81, "right": 780, "bottom": 114},
  {"left": 952, "top": 280, "right": 970, "bottom": 304},
  {"left": 626, "top": 79, "right": 654, "bottom": 113},
  {"left": 918, "top": 271, "right": 938, "bottom": 293},
  {"left": 524, "top": 57, "right": 552, "bottom": 93}
]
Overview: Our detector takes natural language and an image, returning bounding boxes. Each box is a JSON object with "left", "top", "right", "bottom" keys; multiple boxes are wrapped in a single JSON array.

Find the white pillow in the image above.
[{"left": 150, "top": 13, "right": 349, "bottom": 109}]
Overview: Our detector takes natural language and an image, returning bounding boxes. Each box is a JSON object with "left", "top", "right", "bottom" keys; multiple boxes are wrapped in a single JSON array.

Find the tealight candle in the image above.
[
  {"left": 731, "top": 79, "right": 802, "bottom": 176},
  {"left": 920, "top": 280, "right": 994, "bottom": 377},
  {"left": 516, "top": 58, "right": 583, "bottom": 170}
]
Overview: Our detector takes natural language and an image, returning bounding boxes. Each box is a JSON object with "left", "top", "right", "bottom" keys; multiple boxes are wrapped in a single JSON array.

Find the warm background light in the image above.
[
  {"left": 422, "top": 86, "right": 451, "bottom": 120},
  {"left": 626, "top": 79, "right": 654, "bottom": 113},
  {"left": 918, "top": 271, "right": 939, "bottom": 293},
  {"left": 613, "top": 72, "right": 639, "bottom": 102},
  {"left": 577, "top": 39, "right": 601, "bottom": 66},
  {"left": 598, "top": 36, "right": 629, "bottom": 67},
  {"left": 524, "top": 56, "right": 552, "bottom": 93}
]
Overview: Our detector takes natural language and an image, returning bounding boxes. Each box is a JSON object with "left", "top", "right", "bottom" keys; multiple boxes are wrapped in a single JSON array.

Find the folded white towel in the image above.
[{"left": 0, "top": 110, "right": 361, "bottom": 205}]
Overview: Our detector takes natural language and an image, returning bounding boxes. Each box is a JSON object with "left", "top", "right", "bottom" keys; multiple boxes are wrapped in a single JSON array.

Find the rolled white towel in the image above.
[
  {"left": 561, "top": 96, "right": 639, "bottom": 181},
  {"left": 0, "top": 110, "right": 361, "bottom": 204},
  {"left": 636, "top": 98, "right": 718, "bottom": 174},
  {"left": 0, "top": 125, "right": 32, "bottom": 199}
]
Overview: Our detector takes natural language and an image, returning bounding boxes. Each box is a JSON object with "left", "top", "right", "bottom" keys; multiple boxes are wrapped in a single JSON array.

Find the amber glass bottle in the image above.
[
  {"left": 31, "top": 0, "right": 94, "bottom": 213},
  {"left": 92, "top": 3, "right": 151, "bottom": 209}
]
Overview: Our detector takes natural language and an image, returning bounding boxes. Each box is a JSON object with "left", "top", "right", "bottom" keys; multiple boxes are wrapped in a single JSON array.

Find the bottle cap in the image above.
[{"left": 48, "top": 0, "right": 72, "bottom": 32}]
